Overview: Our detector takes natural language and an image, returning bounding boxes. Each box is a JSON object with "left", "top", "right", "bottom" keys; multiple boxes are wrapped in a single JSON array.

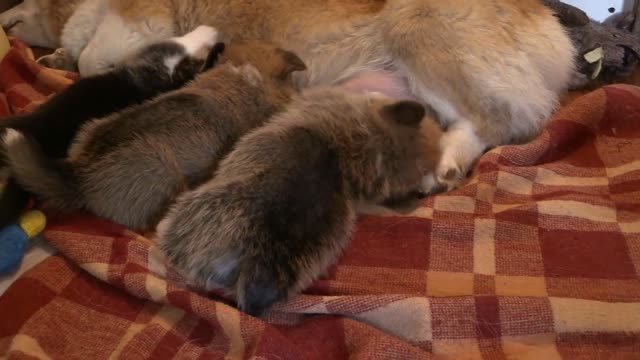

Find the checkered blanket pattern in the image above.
[{"left": 0, "top": 38, "right": 639, "bottom": 359}]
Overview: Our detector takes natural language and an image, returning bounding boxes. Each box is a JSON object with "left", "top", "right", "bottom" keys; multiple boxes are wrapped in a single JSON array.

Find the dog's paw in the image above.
[
  {"left": 173, "top": 25, "right": 219, "bottom": 56},
  {"left": 430, "top": 121, "right": 486, "bottom": 192},
  {"left": 417, "top": 142, "right": 470, "bottom": 193},
  {"left": 435, "top": 154, "right": 466, "bottom": 191},
  {"left": 36, "top": 48, "right": 76, "bottom": 71}
]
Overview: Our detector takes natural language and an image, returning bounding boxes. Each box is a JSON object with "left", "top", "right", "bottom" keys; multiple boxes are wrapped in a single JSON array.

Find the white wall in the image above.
[{"left": 561, "top": 0, "right": 635, "bottom": 22}]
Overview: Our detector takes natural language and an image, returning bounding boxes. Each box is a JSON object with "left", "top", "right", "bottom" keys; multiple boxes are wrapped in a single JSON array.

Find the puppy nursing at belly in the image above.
[
  {"left": 0, "top": 25, "right": 222, "bottom": 227},
  {"left": 1, "top": 0, "right": 577, "bottom": 193},
  {"left": 157, "top": 88, "right": 443, "bottom": 316},
  {"left": 4, "top": 41, "right": 307, "bottom": 231},
  {"left": 1, "top": 0, "right": 579, "bottom": 317}
]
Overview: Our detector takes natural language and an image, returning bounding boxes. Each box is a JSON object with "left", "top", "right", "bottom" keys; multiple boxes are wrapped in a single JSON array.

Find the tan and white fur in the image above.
[{"left": 1, "top": 0, "right": 576, "bottom": 191}]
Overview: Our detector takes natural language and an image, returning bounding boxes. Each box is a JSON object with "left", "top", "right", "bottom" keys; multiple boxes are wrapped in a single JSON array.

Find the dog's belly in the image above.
[
  {"left": 275, "top": 22, "right": 391, "bottom": 90},
  {"left": 337, "top": 71, "right": 418, "bottom": 101}
]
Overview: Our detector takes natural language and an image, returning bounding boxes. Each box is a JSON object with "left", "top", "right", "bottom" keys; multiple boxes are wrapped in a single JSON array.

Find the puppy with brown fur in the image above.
[
  {"left": 0, "top": 25, "right": 222, "bottom": 227},
  {"left": 4, "top": 41, "right": 306, "bottom": 231},
  {"left": 156, "top": 88, "right": 443, "bottom": 316}
]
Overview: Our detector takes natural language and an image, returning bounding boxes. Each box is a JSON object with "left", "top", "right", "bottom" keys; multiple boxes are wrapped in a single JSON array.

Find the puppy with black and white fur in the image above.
[
  {"left": 4, "top": 41, "right": 307, "bottom": 231},
  {"left": 156, "top": 88, "right": 443, "bottom": 316},
  {"left": 0, "top": 25, "right": 222, "bottom": 226}
]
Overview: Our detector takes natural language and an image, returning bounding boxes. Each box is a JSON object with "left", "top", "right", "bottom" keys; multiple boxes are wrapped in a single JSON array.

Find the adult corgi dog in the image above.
[{"left": 1, "top": 0, "right": 577, "bottom": 191}]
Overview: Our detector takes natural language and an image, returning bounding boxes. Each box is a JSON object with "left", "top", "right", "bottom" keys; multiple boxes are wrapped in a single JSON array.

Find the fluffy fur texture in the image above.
[
  {"left": 0, "top": 26, "right": 222, "bottom": 226},
  {"left": 3, "top": 0, "right": 576, "bottom": 192},
  {"left": 156, "top": 87, "right": 443, "bottom": 316},
  {"left": 5, "top": 41, "right": 306, "bottom": 231}
]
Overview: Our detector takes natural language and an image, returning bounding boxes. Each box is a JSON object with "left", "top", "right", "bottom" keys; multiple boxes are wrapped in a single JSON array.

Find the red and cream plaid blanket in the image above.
[{"left": 0, "top": 39, "right": 639, "bottom": 360}]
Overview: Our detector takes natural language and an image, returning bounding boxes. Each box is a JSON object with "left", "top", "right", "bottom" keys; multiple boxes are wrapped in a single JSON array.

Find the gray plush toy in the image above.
[{"left": 542, "top": 0, "right": 640, "bottom": 89}]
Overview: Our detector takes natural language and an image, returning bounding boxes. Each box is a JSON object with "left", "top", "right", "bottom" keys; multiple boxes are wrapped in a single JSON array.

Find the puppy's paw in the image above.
[
  {"left": 201, "top": 42, "right": 226, "bottom": 71},
  {"left": 173, "top": 25, "right": 219, "bottom": 56}
]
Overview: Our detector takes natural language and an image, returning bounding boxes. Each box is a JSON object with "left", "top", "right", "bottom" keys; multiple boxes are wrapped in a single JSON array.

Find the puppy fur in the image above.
[
  {"left": 5, "top": 41, "right": 306, "bottom": 231},
  {"left": 0, "top": 26, "right": 222, "bottom": 226},
  {"left": 18, "top": 0, "right": 576, "bottom": 193},
  {"left": 156, "top": 87, "right": 443, "bottom": 316}
]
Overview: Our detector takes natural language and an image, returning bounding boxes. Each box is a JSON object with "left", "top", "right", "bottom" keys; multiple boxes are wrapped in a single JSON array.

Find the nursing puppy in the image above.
[
  {"left": 0, "top": 25, "right": 222, "bottom": 226},
  {"left": 156, "top": 88, "right": 443, "bottom": 316},
  {"left": 6, "top": 0, "right": 575, "bottom": 193},
  {"left": 4, "top": 41, "right": 306, "bottom": 231}
]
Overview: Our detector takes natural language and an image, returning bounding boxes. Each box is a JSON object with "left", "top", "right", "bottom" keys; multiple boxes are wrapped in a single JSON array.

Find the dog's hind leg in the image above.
[
  {"left": 77, "top": 12, "right": 175, "bottom": 76},
  {"left": 381, "top": 1, "right": 574, "bottom": 191},
  {"left": 60, "top": 0, "right": 110, "bottom": 62},
  {"left": 382, "top": 17, "right": 492, "bottom": 190}
]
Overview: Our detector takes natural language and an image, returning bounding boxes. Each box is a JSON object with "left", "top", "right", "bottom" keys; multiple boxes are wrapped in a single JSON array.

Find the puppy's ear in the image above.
[
  {"left": 201, "top": 42, "right": 226, "bottom": 72},
  {"left": 380, "top": 101, "right": 425, "bottom": 127},
  {"left": 274, "top": 48, "right": 306, "bottom": 80}
]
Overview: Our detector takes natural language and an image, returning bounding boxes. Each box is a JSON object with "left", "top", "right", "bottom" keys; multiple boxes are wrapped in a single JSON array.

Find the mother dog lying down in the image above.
[{"left": 1, "top": 0, "right": 576, "bottom": 192}]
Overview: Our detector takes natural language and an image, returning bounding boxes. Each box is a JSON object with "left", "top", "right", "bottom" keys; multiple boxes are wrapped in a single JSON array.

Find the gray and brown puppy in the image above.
[
  {"left": 4, "top": 41, "right": 306, "bottom": 231},
  {"left": 156, "top": 88, "right": 443, "bottom": 316}
]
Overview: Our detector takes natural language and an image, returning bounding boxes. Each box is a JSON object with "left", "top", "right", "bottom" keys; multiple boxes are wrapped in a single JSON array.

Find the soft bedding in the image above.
[{"left": 0, "top": 38, "right": 639, "bottom": 359}]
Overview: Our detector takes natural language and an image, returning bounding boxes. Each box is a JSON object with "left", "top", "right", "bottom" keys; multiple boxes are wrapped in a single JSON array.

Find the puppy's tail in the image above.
[
  {"left": 0, "top": 171, "right": 31, "bottom": 227},
  {"left": 235, "top": 258, "right": 290, "bottom": 317},
  {"left": 2, "top": 129, "right": 82, "bottom": 212}
]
